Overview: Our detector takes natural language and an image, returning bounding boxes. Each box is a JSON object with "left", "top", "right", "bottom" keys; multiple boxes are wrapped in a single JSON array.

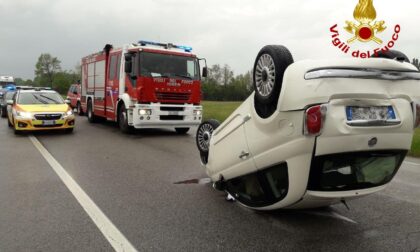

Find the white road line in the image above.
[
  {"left": 403, "top": 161, "right": 420, "bottom": 166},
  {"left": 29, "top": 136, "right": 138, "bottom": 252},
  {"left": 302, "top": 209, "right": 358, "bottom": 224}
]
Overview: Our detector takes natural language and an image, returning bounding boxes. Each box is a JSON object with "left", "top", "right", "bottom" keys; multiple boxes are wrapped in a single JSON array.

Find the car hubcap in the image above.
[
  {"left": 255, "top": 54, "right": 276, "bottom": 97},
  {"left": 197, "top": 124, "right": 214, "bottom": 152}
]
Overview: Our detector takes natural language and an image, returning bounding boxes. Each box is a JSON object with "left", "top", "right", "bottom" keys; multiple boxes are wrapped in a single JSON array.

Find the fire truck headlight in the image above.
[
  {"left": 193, "top": 110, "right": 202, "bottom": 116},
  {"left": 139, "top": 109, "right": 152, "bottom": 115}
]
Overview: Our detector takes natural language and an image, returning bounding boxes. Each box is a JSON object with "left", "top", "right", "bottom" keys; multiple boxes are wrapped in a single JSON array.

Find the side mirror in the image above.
[
  {"left": 64, "top": 99, "right": 71, "bottom": 105},
  {"left": 6, "top": 100, "right": 13, "bottom": 105},
  {"left": 125, "top": 60, "right": 132, "bottom": 74},
  {"left": 202, "top": 67, "right": 208, "bottom": 78}
]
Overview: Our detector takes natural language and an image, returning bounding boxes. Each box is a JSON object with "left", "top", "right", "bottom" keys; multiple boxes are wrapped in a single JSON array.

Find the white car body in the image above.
[{"left": 204, "top": 58, "right": 420, "bottom": 210}]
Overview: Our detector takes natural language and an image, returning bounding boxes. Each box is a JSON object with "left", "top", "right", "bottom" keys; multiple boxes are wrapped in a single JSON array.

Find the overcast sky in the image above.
[{"left": 0, "top": 0, "right": 419, "bottom": 79}]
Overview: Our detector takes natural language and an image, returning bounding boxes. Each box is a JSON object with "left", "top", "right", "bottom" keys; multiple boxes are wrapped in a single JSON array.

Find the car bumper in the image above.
[{"left": 14, "top": 117, "right": 75, "bottom": 131}]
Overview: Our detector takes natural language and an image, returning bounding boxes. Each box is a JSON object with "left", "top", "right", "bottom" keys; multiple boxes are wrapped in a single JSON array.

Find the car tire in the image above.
[
  {"left": 118, "top": 105, "right": 132, "bottom": 134},
  {"left": 65, "top": 128, "right": 74, "bottom": 134},
  {"left": 0, "top": 107, "right": 6, "bottom": 118},
  {"left": 196, "top": 119, "right": 220, "bottom": 164},
  {"left": 253, "top": 45, "right": 294, "bottom": 105},
  {"left": 87, "top": 100, "right": 97, "bottom": 123},
  {"left": 76, "top": 102, "right": 84, "bottom": 116},
  {"left": 372, "top": 50, "right": 410, "bottom": 63},
  {"left": 175, "top": 127, "right": 190, "bottom": 134}
]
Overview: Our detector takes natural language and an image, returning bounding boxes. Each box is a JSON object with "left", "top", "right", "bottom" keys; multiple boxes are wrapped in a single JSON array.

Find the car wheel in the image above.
[
  {"left": 175, "top": 127, "right": 189, "bottom": 134},
  {"left": 0, "top": 107, "right": 6, "bottom": 118},
  {"left": 196, "top": 119, "right": 220, "bottom": 164},
  {"left": 372, "top": 49, "right": 410, "bottom": 63},
  {"left": 77, "top": 102, "right": 84, "bottom": 116},
  {"left": 65, "top": 128, "right": 74, "bottom": 134},
  {"left": 87, "top": 100, "right": 97, "bottom": 123},
  {"left": 118, "top": 105, "right": 132, "bottom": 134},
  {"left": 13, "top": 124, "right": 21, "bottom": 135},
  {"left": 253, "top": 45, "right": 294, "bottom": 117}
]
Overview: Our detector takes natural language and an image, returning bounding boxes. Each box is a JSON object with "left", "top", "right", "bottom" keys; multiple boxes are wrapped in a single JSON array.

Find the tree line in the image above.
[{"left": 15, "top": 53, "right": 80, "bottom": 95}]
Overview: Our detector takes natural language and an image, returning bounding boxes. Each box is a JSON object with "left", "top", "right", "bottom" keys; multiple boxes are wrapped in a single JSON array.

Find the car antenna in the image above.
[{"left": 341, "top": 199, "right": 350, "bottom": 210}]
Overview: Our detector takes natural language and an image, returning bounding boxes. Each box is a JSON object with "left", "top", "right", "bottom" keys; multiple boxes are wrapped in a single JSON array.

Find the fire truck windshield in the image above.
[{"left": 139, "top": 52, "right": 199, "bottom": 80}]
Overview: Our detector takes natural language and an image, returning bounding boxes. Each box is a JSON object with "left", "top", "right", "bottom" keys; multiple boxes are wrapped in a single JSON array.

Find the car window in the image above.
[
  {"left": 5, "top": 92, "right": 15, "bottom": 100},
  {"left": 17, "top": 92, "right": 64, "bottom": 105},
  {"left": 308, "top": 150, "right": 406, "bottom": 191},
  {"left": 225, "top": 163, "right": 289, "bottom": 207}
]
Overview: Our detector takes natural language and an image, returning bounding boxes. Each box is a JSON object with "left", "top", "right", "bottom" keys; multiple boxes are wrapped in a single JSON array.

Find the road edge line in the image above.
[{"left": 29, "top": 135, "right": 138, "bottom": 252}]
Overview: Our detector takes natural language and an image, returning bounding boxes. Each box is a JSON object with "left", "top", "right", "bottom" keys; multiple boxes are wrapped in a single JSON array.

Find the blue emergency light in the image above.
[{"left": 138, "top": 40, "right": 193, "bottom": 52}]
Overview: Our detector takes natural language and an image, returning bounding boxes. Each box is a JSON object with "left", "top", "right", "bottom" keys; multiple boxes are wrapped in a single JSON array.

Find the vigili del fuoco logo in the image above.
[{"left": 330, "top": 0, "right": 401, "bottom": 58}]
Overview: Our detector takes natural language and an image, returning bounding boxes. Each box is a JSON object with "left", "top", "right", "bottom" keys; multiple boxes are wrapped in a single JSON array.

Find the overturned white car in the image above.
[{"left": 196, "top": 45, "right": 420, "bottom": 210}]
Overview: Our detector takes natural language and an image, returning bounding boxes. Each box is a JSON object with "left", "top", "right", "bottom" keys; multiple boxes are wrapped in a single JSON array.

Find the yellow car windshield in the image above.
[{"left": 18, "top": 92, "right": 64, "bottom": 105}]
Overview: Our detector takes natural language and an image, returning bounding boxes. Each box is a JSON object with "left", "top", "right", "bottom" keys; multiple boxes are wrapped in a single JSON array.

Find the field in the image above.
[
  {"left": 409, "top": 128, "right": 420, "bottom": 157},
  {"left": 201, "top": 101, "right": 242, "bottom": 122},
  {"left": 202, "top": 101, "right": 420, "bottom": 157}
]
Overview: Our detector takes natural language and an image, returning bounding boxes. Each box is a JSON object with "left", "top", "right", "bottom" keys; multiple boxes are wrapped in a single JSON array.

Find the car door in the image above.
[
  {"left": 106, "top": 53, "right": 120, "bottom": 120},
  {"left": 207, "top": 100, "right": 257, "bottom": 181}
]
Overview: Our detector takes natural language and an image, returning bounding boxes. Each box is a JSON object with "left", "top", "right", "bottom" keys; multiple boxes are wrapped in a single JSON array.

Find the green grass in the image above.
[
  {"left": 202, "top": 101, "right": 242, "bottom": 122},
  {"left": 409, "top": 128, "right": 420, "bottom": 157}
]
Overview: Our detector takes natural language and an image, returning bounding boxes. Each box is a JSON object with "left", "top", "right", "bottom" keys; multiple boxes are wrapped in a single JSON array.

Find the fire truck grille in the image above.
[
  {"left": 34, "top": 114, "right": 62, "bottom": 120},
  {"left": 160, "top": 107, "right": 184, "bottom": 112},
  {"left": 155, "top": 92, "right": 190, "bottom": 101}
]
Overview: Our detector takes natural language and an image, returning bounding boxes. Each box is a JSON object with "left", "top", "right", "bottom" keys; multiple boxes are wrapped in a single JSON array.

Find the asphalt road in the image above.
[{"left": 1, "top": 115, "right": 420, "bottom": 251}]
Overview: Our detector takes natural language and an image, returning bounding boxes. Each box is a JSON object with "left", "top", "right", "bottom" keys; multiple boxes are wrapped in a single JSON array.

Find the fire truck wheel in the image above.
[
  {"left": 175, "top": 128, "right": 189, "bottom": 134},
  {"left": 253, "top": 45, "right": 294, "bottom": 107},
  {"left": 87, "top": 100, "right": 97, "bottom": 123},
  {"left": 76, "top": 102, "right": 84, "bottom": 116},
  {"left": 118, "top": 105, "right": 132, "bottom": 134},
  {"left": 196, "top": 119, "right": 220, "bottom": 164},
  {"left": 372, "top": 50, "right": 410, "bottom": 63}
]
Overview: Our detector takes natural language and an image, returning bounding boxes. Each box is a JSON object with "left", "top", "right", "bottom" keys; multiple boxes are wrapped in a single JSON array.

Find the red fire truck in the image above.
[{"left": 80, "top": 41, "right": 206, "bottom": 134}]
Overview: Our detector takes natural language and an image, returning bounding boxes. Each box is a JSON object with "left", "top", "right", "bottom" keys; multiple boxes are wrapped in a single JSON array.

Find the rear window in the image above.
[
  {"left": 18, "top": 92, "right": 64, "bottom": 105},
  {"left": 308, "top": 150, "right": 407, "bottom": 191},
  {"left": 225, "top": 163, "right": 289, "bottom": 208},
  {"left": 5, "top": 92, "right": 15, "bottom": 99}
]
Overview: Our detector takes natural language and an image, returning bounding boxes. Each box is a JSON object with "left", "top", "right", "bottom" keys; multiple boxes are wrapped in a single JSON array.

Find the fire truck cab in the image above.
[{"left": 81, "top": 41, "right": 205, "bottom": 134}]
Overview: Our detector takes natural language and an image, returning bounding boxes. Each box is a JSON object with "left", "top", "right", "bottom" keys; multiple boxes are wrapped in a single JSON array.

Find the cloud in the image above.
[{"left": 0, "top": 0, "right": 418, "bottom": 79}]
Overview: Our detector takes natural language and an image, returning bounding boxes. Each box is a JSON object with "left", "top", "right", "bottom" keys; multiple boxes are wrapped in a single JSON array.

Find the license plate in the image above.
[
  {"left": 346, "top": 106, "right": 396, "bottom": 121},
  {"left": 42, "top": 120, "right": 55, "bottom": 126},
  {"left": 168, "top": 111, "right": 179, "bottom": 116}
]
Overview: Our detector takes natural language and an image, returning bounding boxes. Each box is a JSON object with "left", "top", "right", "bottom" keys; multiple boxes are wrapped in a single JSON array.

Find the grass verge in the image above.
[
  {"left": 202, "top": 101, "right": 241, "bottom": 122},
  {"left": 409, "top": 128, "right": 420, "bottom": 157}
]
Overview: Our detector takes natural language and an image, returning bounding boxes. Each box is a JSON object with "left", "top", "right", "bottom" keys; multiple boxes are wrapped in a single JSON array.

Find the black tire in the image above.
[
  {"left": 196, "top": 119, "right": 220, "bottom": 164},
  {"left": 175, "top": 127, "right": 190, "bottom": 134},
  {"left": 87, "top": 100, "right": 97, "bottom": 123},
  {"left": 118, "top": 105, "right": 132, "bottom": 134},
  {"left": 0, "top": 106, "right": 6, "bottom": 118},
  {"left": 14, "top": 126, "right": 21, "bottom": 135},
  {"left": 65, "top": 128, "right": 74, "bottom": 134},
  {"left": 253, "top": 45, "right": 294, "bottom": 106},
  {"left": 76, "top": 102, "right": 84, "bottom": 116},
  {"left": 372, "top": 50, "right": 410, "bottom": 63}
]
